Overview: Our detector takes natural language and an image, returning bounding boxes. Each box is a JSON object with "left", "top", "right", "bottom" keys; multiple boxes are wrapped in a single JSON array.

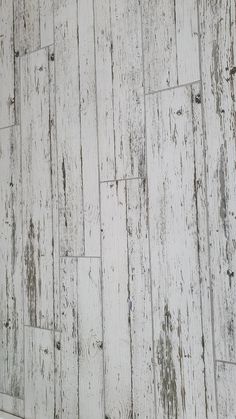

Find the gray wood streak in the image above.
[{"left": 0, "top": 126, "right": 23, "bottom": 400}]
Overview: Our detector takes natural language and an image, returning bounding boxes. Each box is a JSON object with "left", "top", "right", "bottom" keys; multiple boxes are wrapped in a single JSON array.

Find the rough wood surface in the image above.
[
  {"left": 142, "top": 0, "right": 199, "bottom": 93},
  {"left": 0, "top": 126, "right": 23, "bottom": 400},
  {"left": 94, "top": 0, "right": 145, "bottom": 181},
  {"left": 21, "top": 48, "right": 56, "bottom": 329},
  {"left": 77, "top": 258, "right": 104, "bottom": 419},
  {"left": 0, "top": 0, "right": 15, "bottom": 128},
  {"left": 24, "top": 326, "right": 54, "bottom": 419},
  {"left": 0, "top": 393, "right": 24, "bottom": 418},
  {"left": 146, "top": 84, "right": 217, "bottom": 418},
  {"left": 54, "top": 0, "right": 100, "bottom": 257},
  {"left": 1, "top": 1, "right": 236, "bottom": 417},
  {"left": 216, "top": 361, "right": 236, "bottom": 419},
  {"left": 199, "top": 0, "right": 236, "bottom": 363}
]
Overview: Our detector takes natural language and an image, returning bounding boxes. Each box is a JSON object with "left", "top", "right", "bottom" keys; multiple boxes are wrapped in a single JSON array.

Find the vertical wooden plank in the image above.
[
  {"left": 142, "top": 0, "right": 199, "bottom": 93},
  {"left": 60, "top": 257, "right": 79, "bottom": 419},
  {"left": 191, "top": 83, "right": 217, "bottom": 417},
  {"left": 54, "top": 330, "right": 62, "bottom": 419},
  {"left": 0, "top": 126, "right": 23, "bottom": 400},
  {"left": 21, "top": 48, "right": 54, "bottom": 328},
  {"left": 77, "top": 0, "right": 100, "bottom": 256},
  {"left": 94, "top": 0, "right": 115, "bottom": 181},
  {"left": 15, "top": 0, "right": 41, "bottom": 56},
  {"left": 77, "top": 258, "right": 104, "bottom": 419},
  {"left": 48, "top": 45, "right": 60, "bottom": 331},
  {"left": 216, "top": 362, "right": 236, "bottom": 419},
  {"left": 24, "top": 326, "right": 54, "bottom": 419},
  {"left": 39, "top": 0, "right": 54, "bottom": 48},
  {"left": 101, "top": 181, "right": 132, "bottom": 418},
  {"left": 126, "top": 179, "right": 155, "bottom": 418},
  {"left": 95, "top": 0, "right": 145, "bottom": 181},
  {"left": 54, "top": 0, "right": 84, "bottom": 257},
  {"left": 0, "top": 0, "right": 15, "bottom": 128},
  {"left": 199, "top": 0, "right": 236, "bottom": 362},
  {"left": 14, "top": 0, "right": 53, "bottom": 56},
  {"left": 0, "top": 394, "right": 24, "bottom": 417},
  {"left": 146, "top": 85, "right": 215, "bottom": 418}
]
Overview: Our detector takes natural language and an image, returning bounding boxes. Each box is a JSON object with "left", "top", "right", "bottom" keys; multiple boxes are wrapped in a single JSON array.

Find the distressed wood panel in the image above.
[
  {"left": 60, "top": 257, "right": 79, "bottom": 419},
  {"left": 0, "top": 393, "right": 24, "bottom": 418},
  {"left": 0, "top": 127, "right": 23, "bottom": 399},
  {"left": 101, "top": 179, "right": 155, "bottom": 418},
  {"left": 199, "top": 0, "right": 236, "bottom": 362},
  {"left": 216, "top": 361, "right": 236, "bottom": 419},
  {"left": 142, "top": 0, "right": 199, "bottom": 93},
  {"left": 77, "top": 0, "right": 100, "bottom": 256},
  {"left": 14, "top": 0, "right": 53, "bottom": 56},
  {"left": 77, "top": 258, "right": 104, "bottom": 419},
  {"left": 101, "top": 181, "right": 132, "bottom": 418},
  {"left": 24, "top": 326, "right": 54, "bottom": 419},
  {"left": 0, "top": 0, "right": 15, "bottom": 128},
  {"left": 21, "top": 48, "right": 57, "bottom": 329},
  {"left": 146, "top": 84, "right": 216, "bottom": 418},
  {"left": 126, "top": 179, "right": 155, "bottom": 418},
  {"left": 94, "top": 0, "right": 145, "bottom": 181},
  {"left": 54, "top": 0, "right": 100, "bottom": 257}
]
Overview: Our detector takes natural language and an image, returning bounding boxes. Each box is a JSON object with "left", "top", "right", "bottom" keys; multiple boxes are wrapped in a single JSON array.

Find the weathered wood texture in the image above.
[
  {"left": 101, "top": 179, "right": 155, "bottom": 418},
  {"left": 59, "top": 257, "right": 103, "bottom": 419},
  {"left": 14, "top": 0, "right": 53, "bottom": 56},
  {"left": 24, "top": 326, "right": 54, "bottom": 419},
  {"left": 21, "top": 47, "right": 59, "bottom": 329},
  {"left": 1, "top": 0, "right": 236, "bottom": 417},
  {"left": 0, "top": 394, "right": 24, "bottom": 418},
  {"left": 146, "top": 84, "right": 216, "bottom": 418},
  {"left": 54, "top": 0, "right": 100, "bottom": 257},
  {"left": 216, "top": 361, "right": 236, "bottom": 419},
  {"left": 0, "top": 127, "right": 23, "bottom": 400},
  {"left": 0, "top": 0, "right": 16, "bottom": 128},
  {"left": 94, "top": 0, "right": 146, "bottom": 181},
  {"left": 199, "top": 0, "right": 236, "bottom": 363},
  {"left": 142, "top": 0, "right": 200, "bottom": 93}
]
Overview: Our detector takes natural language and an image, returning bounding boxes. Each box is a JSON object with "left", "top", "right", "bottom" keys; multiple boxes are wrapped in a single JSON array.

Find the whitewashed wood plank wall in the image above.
[{"left": 0, "top": 0, "right": 235, "bottom": 418}]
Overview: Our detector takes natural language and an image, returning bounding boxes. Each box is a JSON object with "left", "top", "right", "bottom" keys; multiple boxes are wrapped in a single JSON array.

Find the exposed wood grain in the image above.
[
  {"left": 0, "top": 393, "right": 24, "bottom": 418},
  {"left": 101, "top": 180, "right": 132, "bottom": 418},
  {"left": 94, "top": 0, "right": 145, "bottom": 181},
  {"left": 101, "top": 179, "right": 155, "bottom": 418},
  {"left": 199, "top": 0, "right": 236, "bottom": 362},
  {"left": 216, "top": 361, "right": 236, "bottom": 419},
  {"left": 142, "top": 0, "right": 199, "bottom": 93},
  {"left": 24, "top": 326, "right": 54, "bottom": 419},
  {"left": 126, "top": 179, "right": 155, "bottom": 418},
  {"left": 14, "top": 0, "right": 53, "bottom": 56},
  {"left": 60, "top": 257, "right": 79, "bottom": 419},
  {"left": 54, "top": 0, "right": 100, "bottom": 257},
  {"left": 146, "top": 84, "right": 216, "bottom": 418},
  {"left": 0, "top": 126, "right": 23, "bottom": 400},
  {"left": 21, "top": 48, "right": 56, "bottom": 329},
  {"left": 77, "top": 258, "right": 104, "bottom": 419},
  {"left": 0, "top": 0, "right": 15, "bottom": 128},
  {"left": 77, "top": 0, "right": 100, "bottom": 256}
]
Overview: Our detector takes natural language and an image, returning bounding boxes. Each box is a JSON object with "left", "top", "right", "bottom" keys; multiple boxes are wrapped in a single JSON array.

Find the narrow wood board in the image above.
[
  {"left": 146, "top": 84, "right": 217, "bottom": 418},
  {"left": 94, "top": 0, "right": 145, "bottom": 180},
  {"left": 142, "top": 0, "right": 199, "bottom": 92},
  {"left": 199, "top": 0, "right": 236, "bottom": 362},
  {"left": 0, "top": 126, "right": 24, "bottom": 399}
]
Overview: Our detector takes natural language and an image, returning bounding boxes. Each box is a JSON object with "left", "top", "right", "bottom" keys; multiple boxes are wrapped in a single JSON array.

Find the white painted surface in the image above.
[{"left": 0, "top": 1, "right": 235, "bottom": 418}]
